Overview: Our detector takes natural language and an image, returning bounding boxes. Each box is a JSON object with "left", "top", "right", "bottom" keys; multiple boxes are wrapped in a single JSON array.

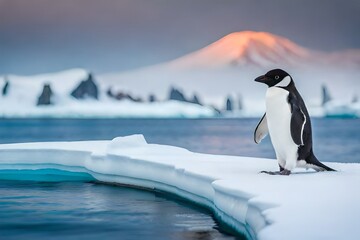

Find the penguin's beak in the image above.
[{"left": 255, "top": 75, "right": 270, "bottom": 83}]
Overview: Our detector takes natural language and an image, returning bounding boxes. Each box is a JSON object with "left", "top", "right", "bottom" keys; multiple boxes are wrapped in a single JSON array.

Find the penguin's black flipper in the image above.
[
  {"left": 288, "top": 93, "right": 306, "bottom": 146},
  {"left": 306, "top": 152, "right": 336, "bottom": 171},
  {"left": 254, "top": 113, "right": 268, "bottom": 144}
]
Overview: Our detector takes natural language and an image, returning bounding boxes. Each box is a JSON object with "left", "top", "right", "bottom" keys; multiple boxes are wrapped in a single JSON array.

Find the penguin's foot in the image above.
[{"left": 260, "top": 170, "right": 291, "bottom": 175}]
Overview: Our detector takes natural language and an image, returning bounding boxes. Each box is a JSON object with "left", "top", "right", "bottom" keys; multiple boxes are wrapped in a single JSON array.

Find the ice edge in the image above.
[{"left": 0, "top": 139, "right": 267, "bottom": 240}]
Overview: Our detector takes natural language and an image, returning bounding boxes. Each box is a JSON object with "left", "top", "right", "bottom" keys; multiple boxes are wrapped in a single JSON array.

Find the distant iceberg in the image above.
[
  {"left": 320, "top": 84, "right": 359, "bottom": 118},
  {"left": 0, "top": 135, "right": 359, "bottom": 240},
  {"left": 323, "top": 101, "right": 359, "bottom": 118}
]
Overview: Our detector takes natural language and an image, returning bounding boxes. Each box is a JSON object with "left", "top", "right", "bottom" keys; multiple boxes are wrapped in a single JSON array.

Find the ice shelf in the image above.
[{"left": 0, "top": 135, "right": 359, "bottom": 240}]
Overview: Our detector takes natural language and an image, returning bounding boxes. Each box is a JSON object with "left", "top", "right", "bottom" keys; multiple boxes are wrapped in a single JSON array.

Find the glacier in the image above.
[
  {"left": 0, "top": 135, "right": 359, "bottom": 239},
  {"left": 0, "top": 69, "right": 217, "bottom": 118},
  {"left": 0, "top": 99, "right": 216, "bottom": 118}
]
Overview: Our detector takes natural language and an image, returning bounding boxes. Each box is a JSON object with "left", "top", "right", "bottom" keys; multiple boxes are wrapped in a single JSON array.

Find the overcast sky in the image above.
[{"left": 0, "top": 0, "right": 359, "bottom": 75}]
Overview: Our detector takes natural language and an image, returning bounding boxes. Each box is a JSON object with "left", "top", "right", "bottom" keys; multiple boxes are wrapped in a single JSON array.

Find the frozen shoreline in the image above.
[{"left": 0, "top": 135, "right": 359, "bottom": 239}]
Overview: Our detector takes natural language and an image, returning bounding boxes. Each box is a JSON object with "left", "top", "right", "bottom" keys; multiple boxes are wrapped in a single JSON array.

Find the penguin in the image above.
[{"left": 254, "top": 69, "right": 335, "bottom": 175}]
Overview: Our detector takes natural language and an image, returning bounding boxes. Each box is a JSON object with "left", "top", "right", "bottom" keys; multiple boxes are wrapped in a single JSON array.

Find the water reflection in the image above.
[{"left": 0, "top": 180, "right": 245, "bottom": 240}]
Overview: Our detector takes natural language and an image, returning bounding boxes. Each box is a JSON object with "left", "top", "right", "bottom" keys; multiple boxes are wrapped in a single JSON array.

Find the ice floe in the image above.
[{"left": 0, "top": 135, "right": 359, "bottom": 239}]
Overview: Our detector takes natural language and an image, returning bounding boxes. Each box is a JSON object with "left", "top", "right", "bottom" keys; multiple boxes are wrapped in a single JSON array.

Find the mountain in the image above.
[
  {"left": 101, "top": 31, "right": 360, "bottom": 114},
  {"left": 167, "top": 31, "right": 360, "bottom": 70},
  {"left": 168, "top": 31, "right": 312, "bottom": 69}
]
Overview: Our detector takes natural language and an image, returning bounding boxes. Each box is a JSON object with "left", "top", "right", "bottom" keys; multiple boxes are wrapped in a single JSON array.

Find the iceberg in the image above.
[{"left": 0, "top": 135, "right": 359, "bottom": 239}]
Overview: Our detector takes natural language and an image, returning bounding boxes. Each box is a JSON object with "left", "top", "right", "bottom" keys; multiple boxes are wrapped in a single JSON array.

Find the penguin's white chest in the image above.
[{"left": 266, "top": 87, "right": 298, "bottom": 168}]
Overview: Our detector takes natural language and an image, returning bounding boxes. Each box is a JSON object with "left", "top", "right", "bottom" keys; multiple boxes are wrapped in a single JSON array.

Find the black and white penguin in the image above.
[{"left": 254, "top": 69, "right": 335, "bottom": 175}]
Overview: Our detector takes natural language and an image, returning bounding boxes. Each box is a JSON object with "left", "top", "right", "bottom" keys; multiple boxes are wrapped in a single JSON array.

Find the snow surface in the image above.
[{"left": 0, "top": 135, "right": 359, "bottom": 239}]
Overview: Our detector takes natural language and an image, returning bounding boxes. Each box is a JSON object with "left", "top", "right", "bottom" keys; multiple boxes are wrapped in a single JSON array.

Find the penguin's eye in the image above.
[{"left": 275, "top": 75, "right": 279, "bottom": 80}]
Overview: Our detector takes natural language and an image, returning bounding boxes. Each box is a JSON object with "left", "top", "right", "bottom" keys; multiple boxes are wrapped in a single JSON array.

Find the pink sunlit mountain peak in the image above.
[
  {"left": 168, "top": 31, "right": 313, "bottom": 69},
  {"left": 167, "top": 31, "right": 360, "bottom": 70}
]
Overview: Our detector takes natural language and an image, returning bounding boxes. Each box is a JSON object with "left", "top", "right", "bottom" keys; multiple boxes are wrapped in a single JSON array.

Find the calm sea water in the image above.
[
  {"left": 0, "top": 118, "right": 359, "bottom": 162},
  {"left": 0, "top": 180, "right": 241, "bottom": 240},
  {"left": 0, "top": 118, "right": 358, "bottom": 240}
]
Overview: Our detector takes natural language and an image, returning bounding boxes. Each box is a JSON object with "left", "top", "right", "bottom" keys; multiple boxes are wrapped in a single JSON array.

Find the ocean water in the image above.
[
  {"left": 0, "top": 180, "right": 241, "bottom": 240},
  {"left": 0, "top": 118, "right": 359, "bottom": 240},
  {"left": 0, "top": 118, "right": 359, "bottom": 162}
]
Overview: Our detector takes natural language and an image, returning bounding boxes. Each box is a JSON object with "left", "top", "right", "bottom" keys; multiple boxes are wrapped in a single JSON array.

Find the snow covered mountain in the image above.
[
  {"left": 167, "top": 31, "right": 360, "bottom": 69},
  {"left": 101, "top": 31, "right": 360, "bottom": 116},
  {"left": 168, "top": 31, "right": 313, "bottom": 69}
]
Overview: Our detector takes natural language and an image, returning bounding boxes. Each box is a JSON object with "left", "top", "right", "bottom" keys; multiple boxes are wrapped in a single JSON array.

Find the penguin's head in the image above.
[{"left": 255, "top": 69, "right": 293, "bottom": 87}]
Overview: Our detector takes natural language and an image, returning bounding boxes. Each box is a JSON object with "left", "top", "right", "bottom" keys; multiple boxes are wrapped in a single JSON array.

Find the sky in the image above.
[{"left": 0, "top": 0, "right": 359, "bottom": 75}]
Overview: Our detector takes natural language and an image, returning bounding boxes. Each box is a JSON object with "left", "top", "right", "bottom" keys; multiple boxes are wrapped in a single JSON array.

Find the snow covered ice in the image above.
[
  {"left": 0, "top": 135, "right": 359, "bottom": 240},
  {"left": 0, "top": 69, "right": 216, "bottom": 118}
]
